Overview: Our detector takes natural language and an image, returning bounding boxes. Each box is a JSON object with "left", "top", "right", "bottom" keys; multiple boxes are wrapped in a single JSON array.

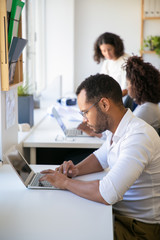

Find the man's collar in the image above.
[{"left": 112, "top": 109, "right": 134, "bottom": 143}]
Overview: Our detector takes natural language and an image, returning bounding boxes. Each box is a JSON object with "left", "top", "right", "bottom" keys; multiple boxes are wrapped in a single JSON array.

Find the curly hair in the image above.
[
  {"left": 124, "top": 56, "right": 160, "bottom": 104},
  {"left": 76, "top": 74, "right": 123, "bottom": 106},
  {"left": 93, "top": 32, "right": 125, "bottom": 63}
]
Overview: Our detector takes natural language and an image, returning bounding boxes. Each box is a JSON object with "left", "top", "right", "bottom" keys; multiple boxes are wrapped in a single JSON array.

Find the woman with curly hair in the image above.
[
  {"left": 93, "top": 32, "right": 129, "bottom": 97},
  {"left": 125, "top": 55, "right": 160, "bottom": 133}
]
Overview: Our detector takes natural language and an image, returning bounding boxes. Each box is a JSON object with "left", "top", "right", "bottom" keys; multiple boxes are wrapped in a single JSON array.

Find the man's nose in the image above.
[{"left": 83, "top": 117, "right": 88, "bottom": 122}]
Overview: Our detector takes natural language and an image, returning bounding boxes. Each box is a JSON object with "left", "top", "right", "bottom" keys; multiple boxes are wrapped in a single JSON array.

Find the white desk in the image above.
[
  {"left": 23, "top": 114, "right": 104, "bottom": 164},
  {"left": 0, "top": 164, "right": 113, "bottom": 240}
]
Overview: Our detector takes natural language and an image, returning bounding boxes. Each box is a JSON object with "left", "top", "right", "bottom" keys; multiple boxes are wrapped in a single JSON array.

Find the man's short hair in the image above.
[{"left": 76, "top": 74, "right": 123, "bottom": 105}]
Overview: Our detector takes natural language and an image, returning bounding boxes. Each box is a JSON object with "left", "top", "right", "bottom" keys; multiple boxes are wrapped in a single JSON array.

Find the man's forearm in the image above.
[
  {"left": 76, "top": 153, "right": 103, "bottom": 176},
  {"left": 65, "top": 178, "right": 109, "bottom": 205}
]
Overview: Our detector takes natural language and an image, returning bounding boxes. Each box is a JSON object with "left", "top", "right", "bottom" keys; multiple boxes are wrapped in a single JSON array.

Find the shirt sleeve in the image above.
[
  {"left": 99, "top": 132, "right": 153, "bottom": 204},
  {"left": 93, "top": 140, "right": 109, "bottom": 169},
  {"left": 133, "top": 105, "right": 145, "bottom": 118},
  {"left": 134, "top": 105, "right": 153, "bottom": 124}
]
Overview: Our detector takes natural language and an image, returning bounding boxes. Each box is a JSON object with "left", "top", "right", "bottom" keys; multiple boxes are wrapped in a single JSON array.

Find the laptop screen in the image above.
[
  {"left": 7, "top": 150, "right": 32, "bottom": 183},
  {"left": 52, "top": 107, "right": 66, "bottom": 132}
]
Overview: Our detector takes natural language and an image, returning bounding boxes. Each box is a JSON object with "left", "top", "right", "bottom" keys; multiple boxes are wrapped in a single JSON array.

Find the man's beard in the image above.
[{"left": 87, "top": 106, "right": 111, "bottom": 134}]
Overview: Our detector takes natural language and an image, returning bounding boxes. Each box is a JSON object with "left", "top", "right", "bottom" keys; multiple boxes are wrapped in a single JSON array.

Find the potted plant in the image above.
[
  {"left": 18, "top": 83, "right": 34, "bottom": 127},
  {"left": 143, "top": 35, "right": 160, "bottom": 56}
]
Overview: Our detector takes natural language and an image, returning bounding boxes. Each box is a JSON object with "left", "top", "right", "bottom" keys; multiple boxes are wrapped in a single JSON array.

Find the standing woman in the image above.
[
  {"left": 125, "top": 55, "right": 160, "bottom": 133},
  {"left": 94, "top": 32, "right": 129, "bottom": 98}
]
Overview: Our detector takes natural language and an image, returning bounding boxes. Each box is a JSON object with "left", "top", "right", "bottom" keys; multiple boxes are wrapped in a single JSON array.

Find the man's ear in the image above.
[{"left": 99, "top": 98, "right": 110, "bottom": 112}]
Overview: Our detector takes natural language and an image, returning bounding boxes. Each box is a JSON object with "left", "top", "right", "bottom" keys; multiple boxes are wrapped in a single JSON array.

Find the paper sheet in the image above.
[{"left": 6, "top": 89, "right": 16, "bottom": 129}]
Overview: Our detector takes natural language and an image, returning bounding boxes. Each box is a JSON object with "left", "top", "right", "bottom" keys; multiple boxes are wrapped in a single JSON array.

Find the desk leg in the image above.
[{"left": 30, "top": 148, "right": 36, "bottom": 164}]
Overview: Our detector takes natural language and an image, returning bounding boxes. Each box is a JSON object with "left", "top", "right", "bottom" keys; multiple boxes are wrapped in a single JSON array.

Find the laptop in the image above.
[
  {"left": 52, "top": 107, "right": 88, "bottom": 137},
  {"left": 6, "top": 149, "right": 58, "bottom": 190}
]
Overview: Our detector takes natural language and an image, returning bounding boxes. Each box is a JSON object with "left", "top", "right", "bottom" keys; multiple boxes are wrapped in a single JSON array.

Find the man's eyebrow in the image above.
[{"left": 81, "top": 108, "right": 87, "bottom": 112}]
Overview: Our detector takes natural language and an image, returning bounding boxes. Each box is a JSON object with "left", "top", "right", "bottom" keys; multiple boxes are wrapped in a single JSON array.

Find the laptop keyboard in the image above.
[
  {"left": 31, "top": 173, "right": 55, "bottom": 188},
  {"left": 66, "top": 128, "right": 82, "bottom": 136}
]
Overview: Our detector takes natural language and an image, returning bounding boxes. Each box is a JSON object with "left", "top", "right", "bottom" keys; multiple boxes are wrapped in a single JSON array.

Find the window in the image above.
[{"left": 22, "top": 0, "right": 46, "bottom": 96}]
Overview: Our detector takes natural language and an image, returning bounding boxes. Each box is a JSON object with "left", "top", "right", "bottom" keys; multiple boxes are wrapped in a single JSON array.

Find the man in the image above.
[{"left": 40, "top": 74, "right": 160, "bottom": 239}]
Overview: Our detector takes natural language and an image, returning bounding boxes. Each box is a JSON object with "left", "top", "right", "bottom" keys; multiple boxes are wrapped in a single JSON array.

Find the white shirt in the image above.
[
  {"left": 100, "top": 53, "right": 129, "bottom": 90},
  {"left": 94, "top": 109, "right": 160, "bottom": 224},
  {"left": 133, "top": 102, "right": 160, "bottom": 133}
]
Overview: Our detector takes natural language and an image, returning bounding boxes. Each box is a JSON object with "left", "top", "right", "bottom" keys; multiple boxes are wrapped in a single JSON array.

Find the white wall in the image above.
[{"left": 45, "top": 0, "right": 74, "bottom": 98}]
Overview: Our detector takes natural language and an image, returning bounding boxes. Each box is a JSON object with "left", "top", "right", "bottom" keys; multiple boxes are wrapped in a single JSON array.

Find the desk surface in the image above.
[
  {"left": 0, "top": 164, "right": 113, "bottom": 240},
  {"left": 23, "top": 115, "right": 104, "bottom": 164},
  {"left": 23, "top": 114, "right": 104, "bottom": 148}
]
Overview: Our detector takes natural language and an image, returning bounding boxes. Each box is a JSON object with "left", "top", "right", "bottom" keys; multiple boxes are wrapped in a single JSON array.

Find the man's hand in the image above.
[
  {"left": 55, "top": 160, "right": 79, "bottom": 178},
  {"left": 40, "top": 162, "right": 108, "bottom": 205},
  {"left": 77, "top": 122, "right": 102, "bottom": 138},
  {"left": 40, "top": 169, "right": 68, "bottom": 189}
]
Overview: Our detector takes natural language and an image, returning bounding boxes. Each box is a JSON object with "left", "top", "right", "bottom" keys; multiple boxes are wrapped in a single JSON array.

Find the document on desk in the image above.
[{"left": 49, "top": 104, "right": 83, "bottom": 121}]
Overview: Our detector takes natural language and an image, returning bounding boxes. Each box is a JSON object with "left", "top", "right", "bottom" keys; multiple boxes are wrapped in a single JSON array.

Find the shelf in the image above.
[
  {"left": 143, "top": 17, "right": 160, "bottom": 20},
  {"left": 0, "top": 0, "right": 9, "bottom": 91},
  {"left": 141, "top": 0, "right": 160, "bottom": 57},
  {"left": 9, "top": 16, "right": 23, "bottom": 90},
  {"left": 9, "top": 82, "right": 23, "bottom": 90},
  {"left": 0, "top": 0, "right": 23, "bottom": 91},
  {"left": 141, "top": 50, "right": 156, "bottom": 54}
]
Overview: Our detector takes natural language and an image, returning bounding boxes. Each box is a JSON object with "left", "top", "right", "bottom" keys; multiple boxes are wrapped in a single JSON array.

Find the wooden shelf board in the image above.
[{"left": 143, "top": 17, "right": 160, "bottom": 20}]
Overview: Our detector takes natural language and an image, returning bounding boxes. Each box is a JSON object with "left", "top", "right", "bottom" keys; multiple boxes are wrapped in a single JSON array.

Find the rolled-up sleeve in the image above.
[
  {"left": 98, "top": 132, "right": 153, "bottom": 204},
  {"left": 93, "top": 141, "right": 109, "bottom": 169}
]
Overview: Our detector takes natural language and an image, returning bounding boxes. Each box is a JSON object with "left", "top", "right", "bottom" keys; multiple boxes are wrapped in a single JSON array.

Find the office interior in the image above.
[
  {"left": 0, "top": 1, "right": 160, "bottom": 239},
  {"left": 0, "top": 0, "right": 160, "bottom": 163}
]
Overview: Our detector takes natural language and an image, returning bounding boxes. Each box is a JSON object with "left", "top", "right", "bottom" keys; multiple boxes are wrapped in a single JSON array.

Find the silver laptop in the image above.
[
  {"left": 52, "top": 107, "right": 88, "bottom": 137},
  {"left": 6, "top": 150, "right": 58, "bottom": 190}
]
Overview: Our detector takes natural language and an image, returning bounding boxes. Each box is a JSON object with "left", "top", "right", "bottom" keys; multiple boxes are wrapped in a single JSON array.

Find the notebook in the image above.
[
  {"left": 52, "top": 107, "right": 88, "bottom": 137},
  {"left": 6, "top": 150, "right": 58, "bottom": 190}
]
